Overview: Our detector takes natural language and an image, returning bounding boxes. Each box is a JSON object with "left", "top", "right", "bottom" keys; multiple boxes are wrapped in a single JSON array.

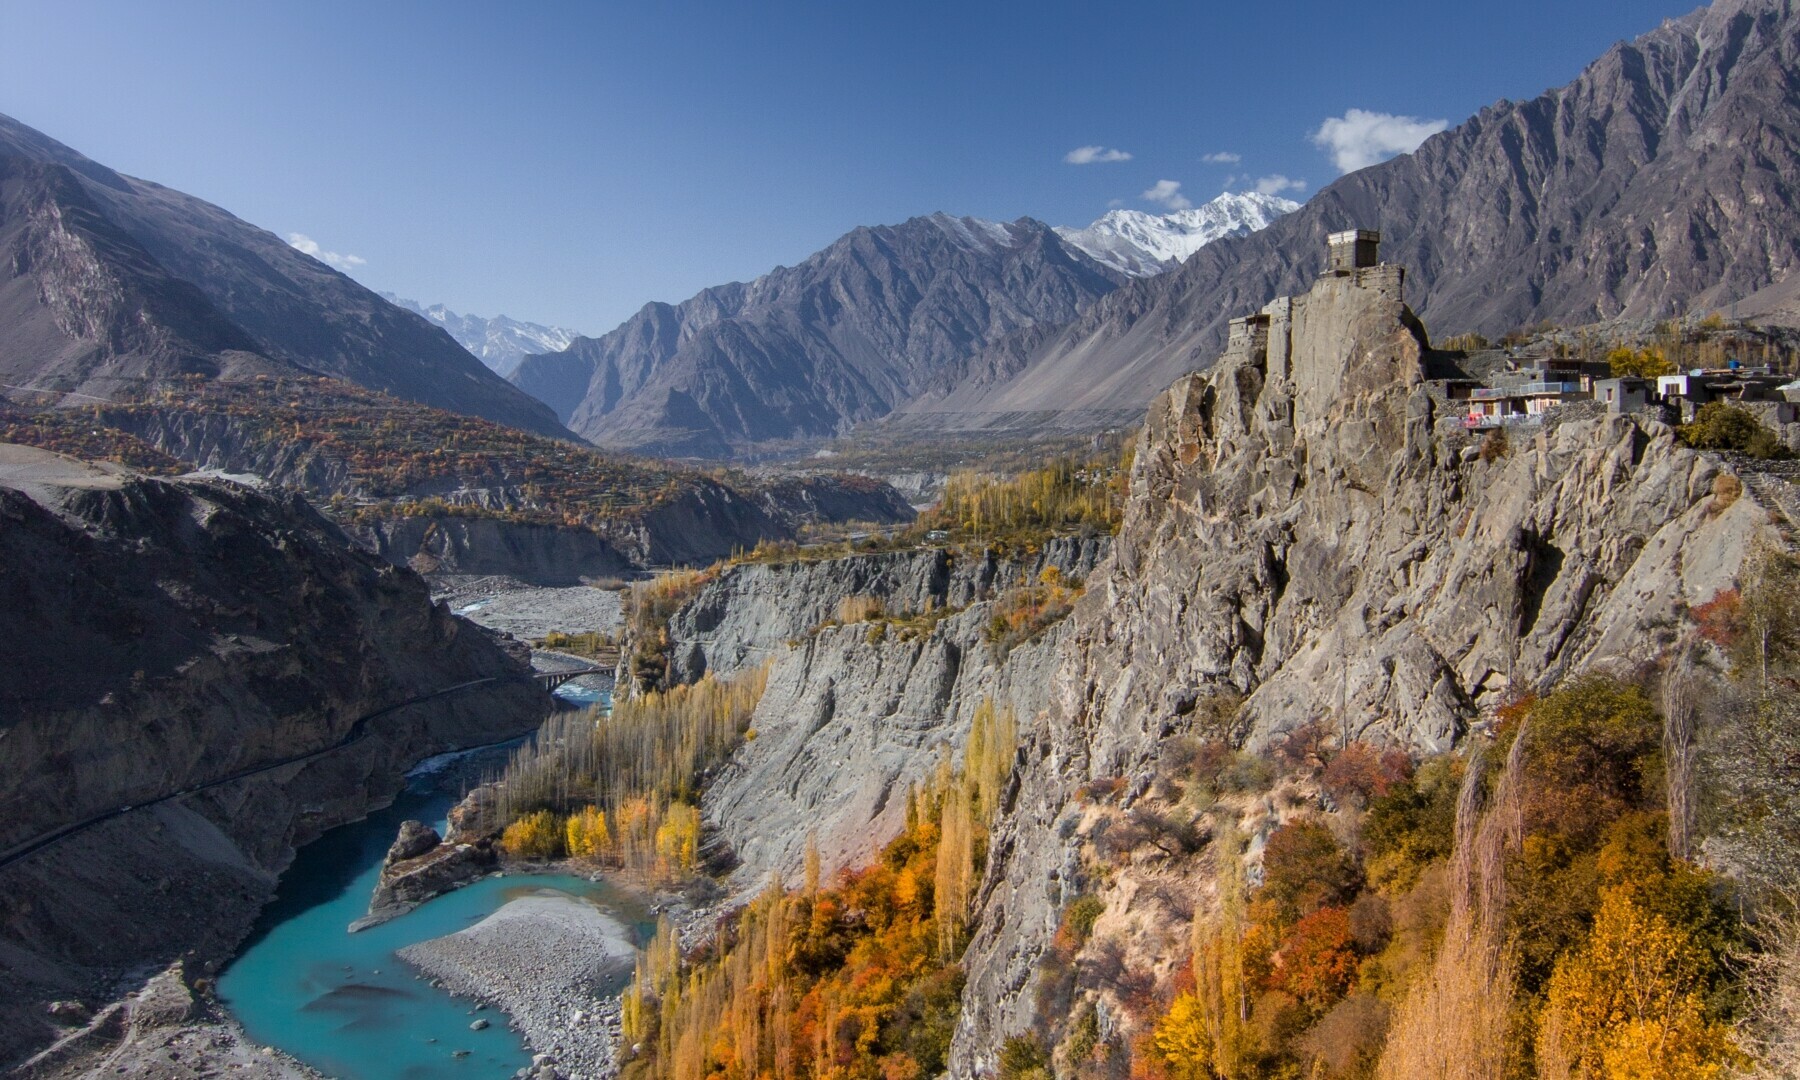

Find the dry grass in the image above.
[
  {"left": 1375, "top": 728, "right": 1527, "bottom": 1080},
  {"left": 1709, "top": 473, "right": 1744, "bottom": 517},
  {"left": 836, "top": 593, "right": 884, "bottom": 623}
]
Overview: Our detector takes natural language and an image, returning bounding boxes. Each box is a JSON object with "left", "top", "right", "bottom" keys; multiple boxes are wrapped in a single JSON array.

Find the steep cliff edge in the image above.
[
  {"left": 614, "top": 540, "right": 1106, "bottom": 888},
  {"left": 947, "top": 263, "right": 1780, "bottom": 1072},
  {"left": 0, "top": 445, "right": 548, "bottom": 1066}
]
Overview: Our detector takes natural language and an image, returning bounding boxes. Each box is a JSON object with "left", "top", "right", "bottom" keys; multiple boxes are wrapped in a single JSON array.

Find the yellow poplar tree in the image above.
[{"left": 1537, "top": 886, "right": 1742, "bottom": 1080}]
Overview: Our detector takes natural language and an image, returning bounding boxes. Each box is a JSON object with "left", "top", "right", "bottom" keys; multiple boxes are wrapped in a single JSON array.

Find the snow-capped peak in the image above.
[
  {"left": 1056, "top": 191, "right": 1300, "bottom": 277},
  {"left": 380, "top": 294, "right": 582, "bottom": 376}
]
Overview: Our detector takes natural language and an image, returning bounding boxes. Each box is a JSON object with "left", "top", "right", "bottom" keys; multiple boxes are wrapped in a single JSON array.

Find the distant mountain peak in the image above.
[
  {"left": 380, "top": 294, "right": 581, "bottom": 377},
  {"left": 1055, "top": 192, "right": 1300, "bottom": 277}
]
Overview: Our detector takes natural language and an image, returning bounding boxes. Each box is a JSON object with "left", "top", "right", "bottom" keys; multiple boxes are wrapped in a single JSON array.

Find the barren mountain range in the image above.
[
  {"left": 0, "top": 114, "right": 571, "bottom": 439},
  {"left": 896, "top": 0, "right": 1800, "bottom": 431},
  {"left": 516, "top": 0, "right": 1800, "bottom": 453},
  {"left": 510, "top": 213, "right": 1130, "bottom": 457}
]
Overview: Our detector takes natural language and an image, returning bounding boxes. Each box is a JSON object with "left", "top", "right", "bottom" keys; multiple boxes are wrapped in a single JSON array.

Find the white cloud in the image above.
[
  {"left": 1201, "top": 151, "right": 1242, "bottom": 164},
  {"left": 287, "top": 232, "right": 367, "bottom": 272},
  {"left": 1140, "top": 179, "right": 1192, "bottom": 211},
  {"left": 1310, "top": 108, "right": 1448, "bottom": 173},
  {"left": 1253, "top": 174, "right": 1307, "bottom": 196},
  {"left": 1065, "top": 145, "right": 1133, "bottom": 165}
]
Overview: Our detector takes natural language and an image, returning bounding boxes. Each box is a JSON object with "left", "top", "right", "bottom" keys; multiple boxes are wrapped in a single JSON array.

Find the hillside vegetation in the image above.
[
  {"left": 0, "top": 376, "right": 904, "bottom": 544},
  {"left": 613, "top": 541, "right": 1800, "bottom": 1080},
  {"left": 617, "top": 699, "right": 1017, "bottom": 1080}
]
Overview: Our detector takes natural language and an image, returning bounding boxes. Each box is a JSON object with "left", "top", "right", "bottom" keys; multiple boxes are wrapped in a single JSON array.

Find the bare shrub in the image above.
[
  {"left": 1478, "top": 427, "right": 1510, "bottom": 464},
  {"left": 1740, "top": 900, "right": 1800, "bottom": 1078},
  {"left": 1708, "top": 472, "right": 1743, "bottom": 516},
  {"left": 837, "top": 593, "right": 884, "bottom": 623},
  {"left": 1347, "top": 893, "right": 1394, "bottom": 954},
  {"left": 1299, "top": 993, "right": 1392, "bottom": 1079},
  {"left": 1374, "top": 730, "right": 1526, "bottom": 1080}
]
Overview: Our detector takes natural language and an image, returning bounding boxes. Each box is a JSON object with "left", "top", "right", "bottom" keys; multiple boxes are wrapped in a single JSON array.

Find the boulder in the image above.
[{"left": 386, "top": 820, "right": 441, "bottom": 864}]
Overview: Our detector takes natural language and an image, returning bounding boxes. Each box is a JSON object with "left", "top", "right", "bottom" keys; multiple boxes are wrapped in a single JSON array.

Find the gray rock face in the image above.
[
  {"left": 708, "top": 606, "right": 1073, "bottom": 889},
  {"left": 946, "top": 256, "right": 1781, "bottom": 1074},
  {"left": 387, "top": 820, "right": 442, "bottom": 864},
  {"left": 0, "top": 447, "right": 546, "bottom": 1064},
  {"left": 635, "top": 538, "right": 1106, "bottom": 887},
  {"left": 663, "top": 539, "right": 1108, "bottom": 685},
  {"left": 902, "top": 0, "right": 1800, "bottom": 433},
  {"left": 511, "top": 214, "right": 1125, "bottom": 456}
]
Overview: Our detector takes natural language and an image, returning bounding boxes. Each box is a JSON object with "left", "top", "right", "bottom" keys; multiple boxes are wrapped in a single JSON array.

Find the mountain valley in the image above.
[{"left": 4, "top": 0, "right": 1800, "bottom": 1078}]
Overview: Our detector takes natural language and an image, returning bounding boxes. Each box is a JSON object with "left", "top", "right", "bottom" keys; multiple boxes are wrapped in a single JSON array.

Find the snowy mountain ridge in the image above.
[
  {"left": 381, "top": 294, "right": 581, "bottom": 377},
  {"left": 1055, "top": 191, "right": 1300, "bottom": 277}
]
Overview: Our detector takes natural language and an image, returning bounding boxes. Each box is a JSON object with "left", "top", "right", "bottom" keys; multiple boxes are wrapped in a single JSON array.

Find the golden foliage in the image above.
[
  {"left": 1607, "top": 347, "right": 1675, "bottom": 378},
  {"left": 565, "top": 806, "right": 611, "bottom": 858},
  {"left": 491, "top": 664, "right": 768, "bottom": 880},
  {"left": 1537, "top": 887, "right": 1741, "bottom": 1080},
  {"left": 621, "top": 698, "right": 1017, "bottom": 1080},
  {"left": 500, "top": 809, "right": 565, "bottom": 859},
  {"left": 919, "top": 449, "right": 1129, "bottom": 543}
]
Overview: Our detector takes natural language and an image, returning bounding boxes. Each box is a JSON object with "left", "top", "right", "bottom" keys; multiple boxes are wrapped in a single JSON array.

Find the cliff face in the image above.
[
  {"left": 615, "top": 255, "right": 1782, "bottom": 1074},
  {"left": 631, "top": 540, "right": 1107, "bottom": 887},
  {"left": 946, "top": 264, "right": 1779, "bottom": 1072},
  {"left": 0, "top": 446, "right": 547, "bottom": 1065}
]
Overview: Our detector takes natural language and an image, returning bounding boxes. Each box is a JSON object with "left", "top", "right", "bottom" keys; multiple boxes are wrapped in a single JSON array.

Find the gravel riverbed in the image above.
[{"left": 398, "top": 891, "right": 634, "bottom": 1080}]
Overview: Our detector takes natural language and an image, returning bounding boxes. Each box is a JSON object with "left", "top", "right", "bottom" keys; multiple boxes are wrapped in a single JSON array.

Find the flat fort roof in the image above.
[{"left": 1327, "top": 229, "right": 1382, "bottom": 244}]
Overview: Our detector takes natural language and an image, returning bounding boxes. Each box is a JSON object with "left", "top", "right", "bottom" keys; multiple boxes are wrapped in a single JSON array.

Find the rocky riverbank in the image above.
[
  {"left": 398, "top": 891, "right": 635, "bottom": 1080},
  {"left": 14, "top": 961, "right": 323, "bottom": 1080}
]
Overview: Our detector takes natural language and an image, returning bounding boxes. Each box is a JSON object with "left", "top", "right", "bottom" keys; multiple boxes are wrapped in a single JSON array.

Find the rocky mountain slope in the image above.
[
  {"left": 1054, "top": 192, "right": 1299, "bottom": 278},
  {"left": 510, "top": 214, "right": 1128, "bottom": 457},
  {"left": 902, "top": 0, "right": 1800, "bottom": 433},
  {"left": 619, "top": 538, "right": 1108, "bottom": 885},
  {"left": 0, "top": 444, "right": 548, "bottom": 1066},
  {"left": 947, "top": 252, "right": 1781, "bottom": 1072},
  {"left": 621, "top": 243, "right": 1784, "bottom": 1074},
  {"left": 381, "top": 294, "right": 581, "bottom": 377},
  {"left": 0, "top": 112, "right": 571, "bottom": 439}
]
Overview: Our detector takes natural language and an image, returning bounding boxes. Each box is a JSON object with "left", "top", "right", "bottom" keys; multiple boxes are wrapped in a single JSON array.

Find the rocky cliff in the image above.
[
  {"left": 608, "top": 248, "right": 1786, "bottom": 1076},
  {"left": 625, "top": 539, "right": 1107, "bottom": 887},
  {"left": 945, "top": 259, "right": 1782, "bottom": 1073},
  {"left": 0, "top": 445, "right": 549, "bottom": 1066}
]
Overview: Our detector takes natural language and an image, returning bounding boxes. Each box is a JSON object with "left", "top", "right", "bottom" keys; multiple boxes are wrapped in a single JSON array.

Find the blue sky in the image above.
[{"left": 1, "top": 0, "right": 1700, "bottom": 332}]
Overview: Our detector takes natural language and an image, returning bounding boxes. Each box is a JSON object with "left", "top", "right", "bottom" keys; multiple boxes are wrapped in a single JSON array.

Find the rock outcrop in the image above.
[
  {"left": 946, "top": 253, "right": 1782, "bottom": 1073},
  {"left": 364, "top": 825, "right": 496, "bottom": 925},
  {"left": 661, "top": 539, "right": 1107, "bottom": 685},
  {"left": 0, "top": 445, "right": 548, "bottom": 1067},
  {"left": 634, "top": 539, "right": 1107, "bottom": 886}
]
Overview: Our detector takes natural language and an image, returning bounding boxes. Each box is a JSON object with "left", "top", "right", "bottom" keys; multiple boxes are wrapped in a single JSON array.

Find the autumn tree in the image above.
[{"left": 1536, "top": 886, "right": 1742, "bottom": 1080}]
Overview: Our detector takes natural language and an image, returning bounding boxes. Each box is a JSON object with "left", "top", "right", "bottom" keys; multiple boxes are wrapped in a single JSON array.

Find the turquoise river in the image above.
[{"left": 219, "top": 688, "right": 644, "bottom": 1079}]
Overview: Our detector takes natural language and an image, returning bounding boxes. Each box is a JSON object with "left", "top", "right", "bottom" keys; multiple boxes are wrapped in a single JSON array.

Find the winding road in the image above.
[{"left": 0, "top": 667, "right": 606, "bottom": 873}]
